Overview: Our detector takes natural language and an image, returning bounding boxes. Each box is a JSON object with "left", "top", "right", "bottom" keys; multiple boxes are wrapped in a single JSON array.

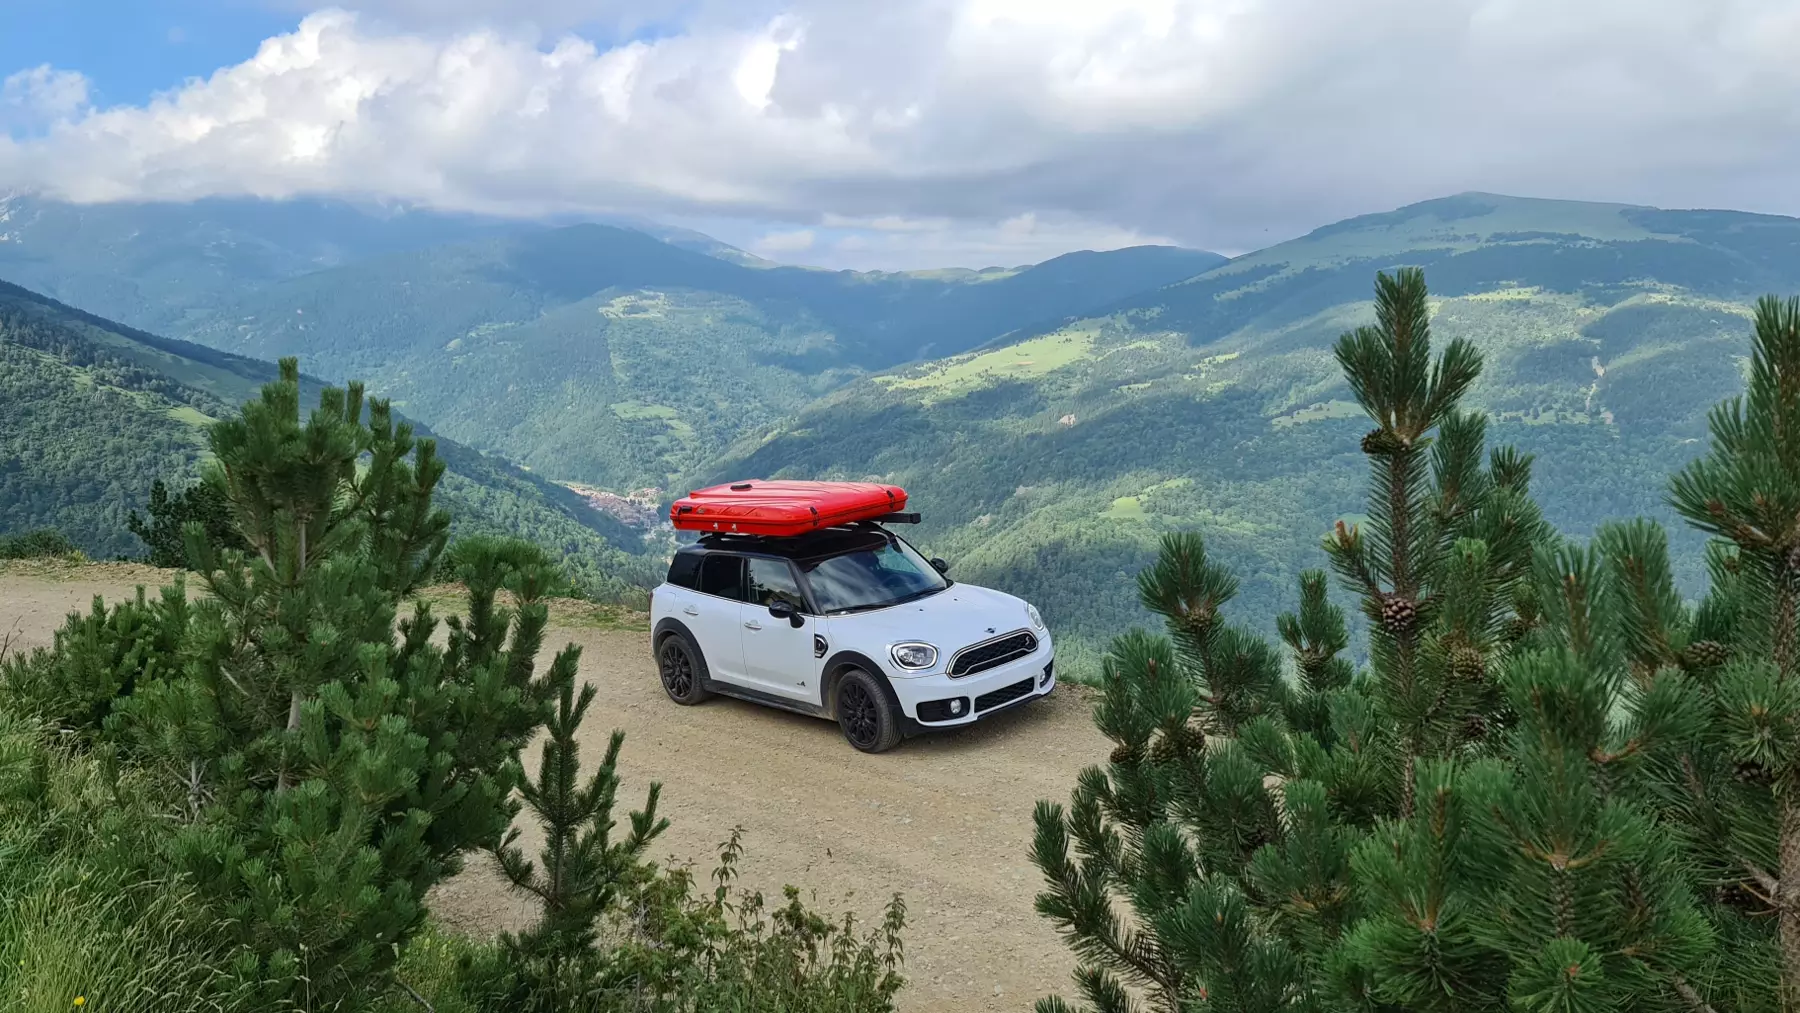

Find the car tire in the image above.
[
  {"left": 657, "top": 631, "right": 714, "bottom": 706},
  {"left": 834, "top": 668, "right": 902, "bottom": 754}
]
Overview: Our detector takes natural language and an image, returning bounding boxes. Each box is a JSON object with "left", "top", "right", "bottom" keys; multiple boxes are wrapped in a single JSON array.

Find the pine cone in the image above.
[
  {"left": 1149, "top": 735, "right": 1176, "bottom": 766},
  {"left": 1380, "top": 595, "right": 1418, "bottom": 635},
  {"left": 1734, "top": 759, "right": 1773, "bottom": 787},
  {"left": 1450, "top": 645, "right": 1486, "bottom": 682},
  {"left": 1360, "top": 428, "right": 1404, "bottom": 457},
  {"left": 1109, "top": 743, "right": 1143, "bottom": 766},
  {"left": 1462, "top": 711, "right": 1490, "bottom": 742},
  {"left": 1503, "top": 616, "right": 1534, "bottom": 644},
  {"left": 1150, "top": 723, "right": 1205, "bottom": 765},
  {"left": 1682, "top": 640, "right": 1730, "bottom": 669}
]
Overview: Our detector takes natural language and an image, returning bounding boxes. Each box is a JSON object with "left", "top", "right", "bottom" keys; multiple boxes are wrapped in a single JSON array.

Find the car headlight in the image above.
[
  {"left": 1026, "top": 603, "right": 1045, "bottom": 630},
  {"left": 890, "top": 642, "right": 939, "bottom": 671}
]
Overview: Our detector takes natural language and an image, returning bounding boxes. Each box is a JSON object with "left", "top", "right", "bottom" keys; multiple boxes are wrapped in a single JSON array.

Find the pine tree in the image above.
[
  {"left": 1325, "top": 267, "right": 1543, "bottom": 800},
  {"left": 105, "top": 360, "right": 567, "bottom": 1008},
  {"left": 126, "top": 476, "right": 247, "bottom": 569},
  {"left": 1031, "top": 536, "right": 1291, "bottom": 1013},
  {"left": 1032, "top": 269, "right": 1663, "bottom": 1013},
  {"left": 1663, "top": 294, "right": 1800, "bottom": 1008},
  {"left": 489, "top": 666, "right": 669, "bottom": 1013}
]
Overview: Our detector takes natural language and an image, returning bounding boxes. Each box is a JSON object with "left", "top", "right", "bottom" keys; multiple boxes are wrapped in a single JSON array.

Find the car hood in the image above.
[{"left": 825, "top": 583, "right": 1038, "bottom": 655}]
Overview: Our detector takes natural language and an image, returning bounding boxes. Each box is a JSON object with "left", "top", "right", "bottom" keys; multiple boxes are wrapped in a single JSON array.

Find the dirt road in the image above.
[{"left": 0, "top": 562, "right": 1107, "bottom": 1012}]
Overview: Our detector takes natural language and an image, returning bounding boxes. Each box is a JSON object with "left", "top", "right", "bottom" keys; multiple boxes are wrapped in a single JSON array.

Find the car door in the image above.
[
  {"left": 739, "top": 556, "right": 819, "bottom": 703},
  {"left": 683, "top": 552, "right": 750, "bottom": 685}
]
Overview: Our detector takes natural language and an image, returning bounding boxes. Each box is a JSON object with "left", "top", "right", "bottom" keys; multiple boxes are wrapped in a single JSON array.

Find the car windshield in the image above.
[{"left": 803, "top": 537, "right": 948, "bottom": 614}]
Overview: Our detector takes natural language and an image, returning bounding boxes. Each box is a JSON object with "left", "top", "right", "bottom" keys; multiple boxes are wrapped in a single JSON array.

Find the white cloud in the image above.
[
  {"left": 3, "top": 1, "right": 1800, "bottom": 266},
  {"left": 754, "top": 226, "right": 815, "bottom": 253},
  {"left": 818, "top": 215, "right": 1179, "bottom": 272},
  {"left": 3, "top": 65, "right": 92, "bottom": 127}
]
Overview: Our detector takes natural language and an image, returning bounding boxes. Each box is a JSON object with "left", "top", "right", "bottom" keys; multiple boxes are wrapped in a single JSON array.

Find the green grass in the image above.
[
  {"left": 1100, "top": 496, "right": 1148, "bottom": 519},
  {"left": 0, "top": 711, "right": 237, "bottom": 1013},
  {"left": 164, "top": 405, "right": 214, "bottom": 428},
  {"left": 1272, "top": 399, "right": 1364, "bottom": 428},
  {"left": 879, "top": 325, "right": 1100, "bottom": 403},
  {"left": 610, "top": 400, "right": 697, "bottom": 440},
  {"left": 598, "top": 292, "right": 670, "bottom": 319}
]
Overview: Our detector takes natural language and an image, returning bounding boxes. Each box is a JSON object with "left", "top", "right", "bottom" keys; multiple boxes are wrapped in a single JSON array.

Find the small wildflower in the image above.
[{"left": 73, "top": 998, "right": 86, "bottom": 1007}]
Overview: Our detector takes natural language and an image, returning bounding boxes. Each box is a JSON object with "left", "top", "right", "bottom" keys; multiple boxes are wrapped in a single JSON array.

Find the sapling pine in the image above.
[
  {"left": 100, "top": 360, "right": 571, "bottom": 1008},
  {"left": 489, "top": 663, "right": 669, "bottom": 1013}
]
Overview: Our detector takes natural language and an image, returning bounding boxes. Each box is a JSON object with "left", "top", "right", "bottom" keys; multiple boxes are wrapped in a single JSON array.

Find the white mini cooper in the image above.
[{"left": 648, "top": 525, "right": 1055, "bottom": 752}]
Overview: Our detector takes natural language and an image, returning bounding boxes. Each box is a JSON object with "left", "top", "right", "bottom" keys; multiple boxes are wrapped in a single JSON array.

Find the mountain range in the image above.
[{"left": 5, "top": 190, "right": 1798, "bottom": 662}]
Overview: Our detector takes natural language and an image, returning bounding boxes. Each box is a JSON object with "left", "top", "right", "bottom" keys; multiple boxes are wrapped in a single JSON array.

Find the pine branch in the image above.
[{"left": 1672, "top": 975, "right": 1718, "bottom": 1013}]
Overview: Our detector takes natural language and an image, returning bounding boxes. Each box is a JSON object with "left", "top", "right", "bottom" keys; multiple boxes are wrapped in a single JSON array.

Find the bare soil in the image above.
[{"left": 0, "top": 562, "right": 1106, "bottom": 1011}]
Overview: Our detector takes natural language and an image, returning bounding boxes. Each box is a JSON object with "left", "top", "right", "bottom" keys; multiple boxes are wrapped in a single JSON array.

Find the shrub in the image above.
[
  {"left": 415, "top": 832, "right": 908, "bottom": 1013},
  {"left": 0, "top": 582, "right": 188, "bottom": 734},
  {"left": 0, "top": 528, "right": 78, "bottom": 561}
]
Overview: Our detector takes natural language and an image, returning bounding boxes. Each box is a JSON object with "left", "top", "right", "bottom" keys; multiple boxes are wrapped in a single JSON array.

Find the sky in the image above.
[{"left": 2, "top": 0, "right": 1799, "bottom": 270}]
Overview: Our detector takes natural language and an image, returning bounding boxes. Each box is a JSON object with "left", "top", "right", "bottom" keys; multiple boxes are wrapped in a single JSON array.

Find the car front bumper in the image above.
[{"left": 888, "top": 643, "right": 1056, "bottom": 732}]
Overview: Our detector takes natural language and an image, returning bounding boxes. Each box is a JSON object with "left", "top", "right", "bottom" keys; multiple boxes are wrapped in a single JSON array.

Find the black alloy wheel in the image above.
[
  {"left": 658, "top": 634, "right": 712, "bottom": 705},
  {"left": 834, "top": 668, "right": 902, "bottom": 753},
  {"left": 840, "top": 680, "right": 879, "bottom": 747}
]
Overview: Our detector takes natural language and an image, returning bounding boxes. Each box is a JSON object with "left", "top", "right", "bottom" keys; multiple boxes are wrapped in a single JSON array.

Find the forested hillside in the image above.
[
  {"left": 0, "top": 279, "right": 655, "bottom": 593},
  {"left": 1, "top": 195, "right": 1223, "bottom": 490},
  {"left": 698, "top": 194, "right": 1800, "bottom": 653},
  {"left": 166, "top": 227, "right": 1221, "bottom": 487},
  {"left": 9, "top": 190, "right": 1797, "bottom": 662}
]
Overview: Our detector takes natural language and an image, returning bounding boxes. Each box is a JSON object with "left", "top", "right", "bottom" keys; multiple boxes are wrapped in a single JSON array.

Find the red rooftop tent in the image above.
[{"left": 670, "top": 480, "right": 907, "bottom": 536}]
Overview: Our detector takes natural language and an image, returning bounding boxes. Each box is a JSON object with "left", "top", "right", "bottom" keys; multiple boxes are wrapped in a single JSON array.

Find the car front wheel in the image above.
[
  {"left": 657, "top": 632, "right": 714, "bottom": 705},
  {"left": 834, "top": 668, "right": 901, "bottom": 753}
]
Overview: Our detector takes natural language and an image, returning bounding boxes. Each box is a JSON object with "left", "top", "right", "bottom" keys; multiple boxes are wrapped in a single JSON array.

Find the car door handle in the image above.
[
  {"left": 683, "top": 605, "right": 700, "bottom": 616},
  {"left": 743, "top": 620, "right": 762, "bottom": 630}
]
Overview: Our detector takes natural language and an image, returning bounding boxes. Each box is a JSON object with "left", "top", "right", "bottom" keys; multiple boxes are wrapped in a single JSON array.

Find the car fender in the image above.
[
  {"left": 819, "top": 649, "right": 902, "bottom": 716},
  {"left": 652, "top": 617, "right": 700, "bottom": 662}
]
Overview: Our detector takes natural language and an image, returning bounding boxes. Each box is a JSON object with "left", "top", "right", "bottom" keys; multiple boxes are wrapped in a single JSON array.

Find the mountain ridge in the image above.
[
  {"left": 146, "top": 221, "right": 1223, "bottom": 488},
  {"left": 0, "top": 276, "right": 656, "bottom": 595},
  {"left": 689, "top": 191, "right": 1799, "bottom": 660}
]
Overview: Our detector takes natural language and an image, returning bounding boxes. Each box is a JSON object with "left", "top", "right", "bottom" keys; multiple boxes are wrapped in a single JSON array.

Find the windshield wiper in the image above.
[
  {"left": 887, "top": 586, "right": 946, "bottom": 606},
  {"left": 826, "top": 585, "right": 945, "bottom": 615},
  {"left": 827, "top": 602, "right": 889, "bottom": 616},
  {"left": 829, "top": 587, "right": 943, "bottom": 615}
]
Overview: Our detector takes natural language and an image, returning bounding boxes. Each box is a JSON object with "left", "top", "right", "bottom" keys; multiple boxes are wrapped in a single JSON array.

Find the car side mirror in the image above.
[
  {"left": 768, "top": 599, "right": 805, "bottom": 628},
  {"left": 929, "top": 557, "right": 950, "bottom": 575}
]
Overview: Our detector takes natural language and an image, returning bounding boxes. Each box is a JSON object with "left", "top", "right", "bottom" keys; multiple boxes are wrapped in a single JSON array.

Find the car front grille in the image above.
[
  {"left": 948, "top": 630, "right": 1038, "bottom": 677},
  {"left": 975, "top": 677, "right": 1036, "bottom": 713}
]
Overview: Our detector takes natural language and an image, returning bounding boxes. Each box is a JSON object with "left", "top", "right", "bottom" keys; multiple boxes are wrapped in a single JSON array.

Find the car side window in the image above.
[
  {"left": 666, "top": 552, "right": 703, "bottom": 590},
  {"left": 697, "top": 554, "right": 745, "bottom": 601},
  {"left": 746, "top": 557, "right": 807, "bottom": 611}
]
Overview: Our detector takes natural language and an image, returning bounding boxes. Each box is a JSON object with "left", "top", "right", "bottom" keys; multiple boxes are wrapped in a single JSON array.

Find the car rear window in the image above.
[
  {"left": 698, "top": 554, "right": 745, "bottom": 600},
  {"left": 666, "top": 552, "right": 703, "bottom": 590}
]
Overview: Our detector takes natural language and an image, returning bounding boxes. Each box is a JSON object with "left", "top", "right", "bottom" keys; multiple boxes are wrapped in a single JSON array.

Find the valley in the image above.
[{"left": 5, "top": 190, "right": 1798, "bottom": 662}]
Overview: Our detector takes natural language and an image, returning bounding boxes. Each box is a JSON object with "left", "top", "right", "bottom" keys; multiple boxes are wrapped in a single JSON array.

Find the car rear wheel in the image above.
[
  {"left": 835, "top": 668, "right": 901, "bottom": 753},
  {"left": 658, "top": 632, "right": 713, "bottom": 705}
]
